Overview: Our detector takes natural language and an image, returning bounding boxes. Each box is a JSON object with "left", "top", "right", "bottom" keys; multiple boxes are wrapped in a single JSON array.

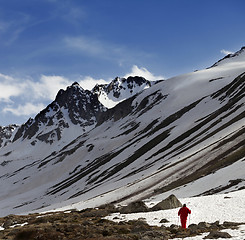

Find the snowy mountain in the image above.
[
  {"left": 12, "top": 82, "right": 106, "bottom": 146},
  {"left": 92, "top": 76, "right": 160, "bottom": 108},
  {"left": 0, "top": 47, "right": 245, "bottom": 217}
]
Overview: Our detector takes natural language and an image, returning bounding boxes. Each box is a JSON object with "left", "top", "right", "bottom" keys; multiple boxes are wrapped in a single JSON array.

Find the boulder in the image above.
[
  {"left": 198, "top": 221, "right": 211, "bottom": 229},
  {"left": 160, "top": 218, "right": 169, "bottom": 223},
  {"left": 204, "top": 230, "right": 232, "bottom": 239},
  {"left": 140, "top": 230, "right": 169, "bottom": 240},
  {"left": 188, "top": 223, "right": 199, "bottom": 234},
  {"left": 151, "top": 194, "right": 182, "bottom": 211},
  {"left": 169, "top": 224, "right": 179, "bottom": 234},
  {"left": 3, "top": 219, "right": 13, "bottom": 229},
  {"left": 119, "top": 200, "right": 149, "bottom": 214},
  {"left": 188, "top": 223, "right": 198, "bottom": 230},
  {"left": 222, "top": 221, "right": 240, "bottom": 228},
  {"left": 175, "top": 228, "right": 191, "bottom": 238}
]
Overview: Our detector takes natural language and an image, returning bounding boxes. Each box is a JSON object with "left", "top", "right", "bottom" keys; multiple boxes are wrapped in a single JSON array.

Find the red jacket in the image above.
[{"left": 178, "top": 206, "right": 191, "bottom": 219}]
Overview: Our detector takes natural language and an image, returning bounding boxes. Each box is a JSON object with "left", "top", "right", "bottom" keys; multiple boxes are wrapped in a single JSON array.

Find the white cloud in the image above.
[
  {"left": 30, "top": 75, "right": 72, "bottom": 100},
  {"left": 3, "top": 102, "right": 45, "bottom": 116},
  {"left": 0, "top": 74, "right": 72, "bottom": 103},
  {"left": 0, "top": 73, "right": 73, "bottom": 117},
  {"left": 78, "top": 76, "right": 108, "bottom": 90},
  {"left": 124, "top": 65, "right": 164, "bottom": 81},
  {"left": 0, "top": 84, "right": 22, "bottom": 102},
  {"left": 0, "top": 73, "right": 26, "bottom": 102},
  {"left": 221, "top": 49, "right": 234, "bottom": 55}
]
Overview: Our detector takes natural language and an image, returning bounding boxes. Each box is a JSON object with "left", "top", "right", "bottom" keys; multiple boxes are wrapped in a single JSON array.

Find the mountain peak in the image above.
[
  {"left": 210, "top": 46, "right": 245, "bottom": 68},
  {"left": 12, "top": 82, "right": 106, "bottom": 143},
  {"left": 55, "top": 82, "right": 85, "bottom": 108},
  {"left": 92, "top": 76, "right": 158, "bottom": 108},
  {"left": 71, "top": 81, "right": 80, "bottom": 87}
]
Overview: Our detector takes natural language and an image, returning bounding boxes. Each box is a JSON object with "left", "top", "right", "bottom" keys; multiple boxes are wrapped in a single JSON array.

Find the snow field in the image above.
[{"left": 106, "top": 189, "right": 245, "bottom": 239}]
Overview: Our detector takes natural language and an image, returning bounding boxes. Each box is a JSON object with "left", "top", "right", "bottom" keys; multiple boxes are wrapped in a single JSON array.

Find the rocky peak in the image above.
[
  {"left": 126, "top": 76, "right": 150, "bottom": 85},
  {"left": 105, "top": 76, "right": 151, "bottom": 94},
  {"left": 71, "top": 81, "right": 80, "bottom": 87},
  {"left": 92, "top": 76, "right": 157, "bottom": 108},
  {"left": 54, "top": 82, "right": 87, "bottom": 108},
  {"left": 13, "top": 82, "right": 106, "bottom": 143},
  {"left": 0, "top": 124, "right": 18, "bottom": 148}
]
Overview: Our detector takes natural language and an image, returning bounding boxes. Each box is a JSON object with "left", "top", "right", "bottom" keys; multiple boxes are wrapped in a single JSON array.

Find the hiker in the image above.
[{"left": 178, "top": 204, "right": 191, "bottom": 228}]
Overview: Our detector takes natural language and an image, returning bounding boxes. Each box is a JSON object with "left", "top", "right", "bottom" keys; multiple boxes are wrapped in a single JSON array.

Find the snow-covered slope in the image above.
[
  {"left": 0, "top": 47, "right": 245, "bottom": 217},
  {"left": 105, "top": 189, "right": 245, "bottom": 239}
]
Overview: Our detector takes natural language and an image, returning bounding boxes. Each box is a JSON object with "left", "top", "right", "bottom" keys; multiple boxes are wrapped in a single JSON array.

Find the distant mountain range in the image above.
[{"left": 0, "top": 47, "right": 244, "bottom": 217}]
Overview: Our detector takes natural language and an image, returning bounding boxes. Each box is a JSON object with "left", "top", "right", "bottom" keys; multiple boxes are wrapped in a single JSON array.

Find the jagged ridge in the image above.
[{"left": 12, "top": 82, "right": 106, "bottom": 145}]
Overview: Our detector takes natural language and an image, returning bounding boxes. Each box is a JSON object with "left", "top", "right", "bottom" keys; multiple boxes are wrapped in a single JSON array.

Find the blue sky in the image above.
[{"left": 0, "top": 0, "right": 245, "bottom": 126}]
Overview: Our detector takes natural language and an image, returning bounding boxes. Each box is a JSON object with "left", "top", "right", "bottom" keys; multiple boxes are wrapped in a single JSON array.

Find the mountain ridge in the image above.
[
  {"left": 209, "top": 46, "right": 245, "bottom": 68},
  {"left": 1, "top": 76, "right": 157, "bottom": 146},
  {"left": 92, "top": 76, "right": 161, "bottom": 108}
]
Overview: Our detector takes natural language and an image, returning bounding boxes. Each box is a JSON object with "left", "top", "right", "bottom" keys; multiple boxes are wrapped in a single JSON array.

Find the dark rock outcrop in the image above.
[
  {"left": 204, "top": 230, "right": 232, "bottom": 239},
  {"left": 119, "top": 200, "right": 149, "bottom": 214},
  {"left": 151, "top": 194, "right": 182, "bottom": 211},
  {"left": 0, "top": 124, "right": 18, "bottom": 147}
]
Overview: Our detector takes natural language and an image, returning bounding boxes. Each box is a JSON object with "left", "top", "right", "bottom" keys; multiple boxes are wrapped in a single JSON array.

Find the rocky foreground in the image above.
[{"left": 0, "top": 204, "right": 244, "bottom": 240}]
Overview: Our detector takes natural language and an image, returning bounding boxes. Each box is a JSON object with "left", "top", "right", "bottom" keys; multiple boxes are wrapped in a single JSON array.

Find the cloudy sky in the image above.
[{"left": 0, "top": 0, "right": 245, "bottom": 126}]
